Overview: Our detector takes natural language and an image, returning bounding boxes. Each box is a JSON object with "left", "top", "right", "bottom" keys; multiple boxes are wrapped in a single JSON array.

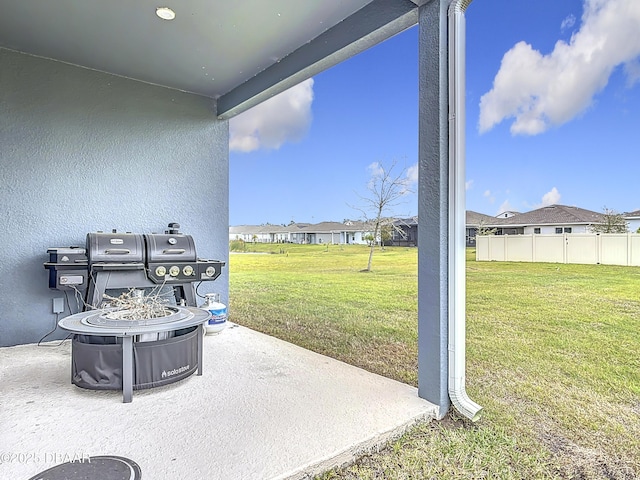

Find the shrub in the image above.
[{"left": 229, "top": 239, "right": 246, "bottom": 252}]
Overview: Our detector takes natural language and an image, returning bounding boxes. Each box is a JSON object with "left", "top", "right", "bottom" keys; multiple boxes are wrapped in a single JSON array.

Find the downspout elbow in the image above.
[
  {"left": 449, "top": 375, "right": 482, "bottom": 422},
  {"left": 447, "top": 0, "right": 483, "bottom": 422}
]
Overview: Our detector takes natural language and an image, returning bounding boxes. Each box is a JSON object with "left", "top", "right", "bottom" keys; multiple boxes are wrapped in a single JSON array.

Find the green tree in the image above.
[
  {"left": 590, "top": 207, "right": 629, "bottom": 233},
  {"left": 476, "top": 220, "right": 497, "bottom": 236},
  {"left": 363, "top": 233, "right": 375, "bottom": 246},
  {"left": 229, "top": 239, "right": 246, "bottom": 252},
  {"left": 380, "top": 224, "right": 393, "bottom": 249}
]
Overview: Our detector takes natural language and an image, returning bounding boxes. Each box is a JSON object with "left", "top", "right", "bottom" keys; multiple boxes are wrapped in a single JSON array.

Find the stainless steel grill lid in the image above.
[
  {"left": 87, "top": 232, "right": 144, "bottom": 264},
  {"left": 145, "top": 233, "right": 197, "bottom": 263}
]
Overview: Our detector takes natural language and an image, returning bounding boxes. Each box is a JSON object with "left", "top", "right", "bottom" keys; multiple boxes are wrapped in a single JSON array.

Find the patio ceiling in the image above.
[{"left": 0, "top": 0, "right": 422, "bottom": 118}]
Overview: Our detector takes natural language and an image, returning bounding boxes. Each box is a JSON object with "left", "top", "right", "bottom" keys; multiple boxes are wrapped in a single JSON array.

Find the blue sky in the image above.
[{"left": 229, "top": 0, "right": 640, "bottom": 225}]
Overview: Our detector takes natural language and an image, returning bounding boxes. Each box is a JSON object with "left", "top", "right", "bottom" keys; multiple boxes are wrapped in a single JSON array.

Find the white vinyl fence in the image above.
[{"left": 476, "top": 233, "right": 640, "bottom": 266}]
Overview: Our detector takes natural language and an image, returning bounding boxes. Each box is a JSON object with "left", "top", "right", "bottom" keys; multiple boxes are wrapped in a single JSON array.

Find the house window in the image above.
[
  {"left": 564, "top": 227, "right": 572, "bottom": 233},
  {"left": 555, "top": 227, "right": 563, "bottom": 234},
  {"left": 534, "top": 228, "right": 541, "bottom": 234}
]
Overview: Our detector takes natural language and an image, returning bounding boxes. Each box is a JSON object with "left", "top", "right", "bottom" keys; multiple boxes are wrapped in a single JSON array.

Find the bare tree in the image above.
[
  {"left": 352, "top": 160, "right": 414, "bottom": 271},
  {"left": 590, "top": 207, "right": 629, "bottom": 233}
]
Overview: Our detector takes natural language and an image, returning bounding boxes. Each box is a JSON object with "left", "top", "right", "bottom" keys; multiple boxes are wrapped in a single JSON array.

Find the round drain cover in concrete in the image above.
[{"left": 27, "top": 455, "right": 141, "bottom": 480}]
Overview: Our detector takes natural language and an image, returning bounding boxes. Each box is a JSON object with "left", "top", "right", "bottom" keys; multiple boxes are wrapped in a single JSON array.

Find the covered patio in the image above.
[
  {"left": 1, "top": 0, "right": 479, "bottom": 477},
  {"left": 1, "top": 324, "right": 436, "bottom": 479}
]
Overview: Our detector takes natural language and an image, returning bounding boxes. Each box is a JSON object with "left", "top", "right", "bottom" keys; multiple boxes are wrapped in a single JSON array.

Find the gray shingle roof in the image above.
[
  {"left": 229, "top": 224, "right": 289, "bottom": 234},
  {"left": 499, "top": 204, "right": 604, "bottom": 226},
  {"left": 296, "top": 221, "right": 368, "bottom": 233},
  {"left": 466, "top": 211, "right": 500, "bottom": 226}
]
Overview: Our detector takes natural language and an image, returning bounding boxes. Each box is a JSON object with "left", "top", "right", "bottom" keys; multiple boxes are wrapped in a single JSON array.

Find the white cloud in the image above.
[
  {"left": 483, "top": 189, "right": 495, "bottom": 204},
  {"left": 535, "top": 187, "right": 561, "bottom": 208},
  {"left": 561, "top": 14, "right": 576, "bottom": 31},
  {"left": 624, "top": 59, "right": 640, "bottom": 87},
  {"left": 367, "top": 161, "right": 385, "bottom": 179},
  {"left": 466, "top": 179, "right": 474, "bottom": 190},
  {"left": 229, "top": 79, "right": 314, "bottom": 152},
  {"left": 406, "top": 163, "right": 419, "bottom": 184},
  {"left": 479, "top": 0, "right": 640, "bottom": 135}
]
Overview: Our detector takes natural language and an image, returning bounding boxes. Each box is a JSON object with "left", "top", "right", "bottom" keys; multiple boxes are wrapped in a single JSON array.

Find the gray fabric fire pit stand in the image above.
[{"left": 58, "top": 307, "right": 210, "bottom": 403}]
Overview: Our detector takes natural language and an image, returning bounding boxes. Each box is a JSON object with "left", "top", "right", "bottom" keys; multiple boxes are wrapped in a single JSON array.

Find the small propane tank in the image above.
[{"left": 200, "top": 293, "right": 227, "bottom": 335}]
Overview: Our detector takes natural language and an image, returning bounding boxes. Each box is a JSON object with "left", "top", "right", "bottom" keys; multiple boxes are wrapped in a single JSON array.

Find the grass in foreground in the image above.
[{"left": 229, "top": 243, "right": 640, "bottom": 479}]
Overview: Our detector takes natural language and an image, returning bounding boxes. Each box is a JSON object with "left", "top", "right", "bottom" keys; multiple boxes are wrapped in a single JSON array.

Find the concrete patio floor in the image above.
[{"left": 1, "top": 324, "right": 437, "bottom": 480}]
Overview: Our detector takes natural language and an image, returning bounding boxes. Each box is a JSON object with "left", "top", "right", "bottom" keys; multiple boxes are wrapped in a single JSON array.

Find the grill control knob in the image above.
[
  {"left": 169, "top": 266, "right": 180, "bottom": 277},
  {"left": 183, "top": 265, "right": 194, "bottom": 276},
  {"left": 205, "top": 266, "right": 216, "bottom": 277},
  {"left": 155, "top": 266, "right": 167, "bottom": 277}
]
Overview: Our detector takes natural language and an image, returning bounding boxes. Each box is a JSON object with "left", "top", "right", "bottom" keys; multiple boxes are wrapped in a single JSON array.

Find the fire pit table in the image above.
[{"left": 58, "top": 306, "right": 210, "bottom": 403}]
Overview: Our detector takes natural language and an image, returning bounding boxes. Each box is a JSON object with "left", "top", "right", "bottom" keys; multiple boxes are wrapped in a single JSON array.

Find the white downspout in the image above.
[{"left": 448, "top": 0, "right": 483, "bottom": 422}]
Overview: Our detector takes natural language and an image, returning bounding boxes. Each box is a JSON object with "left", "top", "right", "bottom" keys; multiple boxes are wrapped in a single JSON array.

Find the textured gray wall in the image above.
[
  {"left": 417, "top": 1, "right": 450, "bottom": 417},
  {"left": 0, "top": 49, "right": 229, "bottom": 346}
]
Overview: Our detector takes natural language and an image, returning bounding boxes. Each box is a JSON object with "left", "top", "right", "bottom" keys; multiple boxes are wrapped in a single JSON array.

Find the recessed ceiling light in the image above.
[{"left": 156, "top": 7, "right": 176, "bottom": 20}]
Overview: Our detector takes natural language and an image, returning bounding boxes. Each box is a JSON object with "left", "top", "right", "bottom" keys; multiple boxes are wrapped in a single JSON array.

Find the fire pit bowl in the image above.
[{"left": 58, "top": 306, "right": 210, "bottom": 403}]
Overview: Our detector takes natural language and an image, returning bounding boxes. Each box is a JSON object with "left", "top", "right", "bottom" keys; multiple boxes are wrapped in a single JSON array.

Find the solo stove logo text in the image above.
[{"left": 161, "top": 365, "right": 190, "bottom": 378}]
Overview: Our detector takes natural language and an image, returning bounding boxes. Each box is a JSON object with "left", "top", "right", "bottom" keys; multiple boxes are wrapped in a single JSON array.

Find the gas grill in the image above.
[
  {"left": 45, "top": 223, "right": 224, "bottom": 308},
  {"left": 43, "top": 223, "right": 225, "bottom": 402}
]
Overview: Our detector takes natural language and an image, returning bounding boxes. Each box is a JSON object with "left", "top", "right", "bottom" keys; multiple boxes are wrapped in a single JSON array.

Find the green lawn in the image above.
[{"left": 229, "top": 243, "right": 640, "bottom": 479}]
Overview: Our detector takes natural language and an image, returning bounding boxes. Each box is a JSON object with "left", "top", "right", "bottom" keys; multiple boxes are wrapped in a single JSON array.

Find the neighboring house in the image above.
[
  {"left": 496, "top": 204, "right": 605, "bottom": 235},
  {"left": 466, "top": 205, "right": 610, "bottom": 245},
  {"left": 303, "top": 221, "right": 371, "bottom": 245},
  {"left": 392, "top": 208, "right": 592, "bottom": 247},
  {"left": 242, "top": 205, "right": 617, "bottom": 249},
  {"left": 229, "top": 225, "right": 290, "bottom": 243},
  {"left": 391, "top": 217, "right": 418, "bottom": 246},
  {"left": 229, "top": 221, "right": 371, "bottom": 245},
  {"left": 466, "top": 211, "right": 497, "bottom": 246},
  {"left": 285, "top": 223, "right": 312, "bottom": 244},
  {"left": 624, "top": 210, "right": 640, "bottom": 233}
]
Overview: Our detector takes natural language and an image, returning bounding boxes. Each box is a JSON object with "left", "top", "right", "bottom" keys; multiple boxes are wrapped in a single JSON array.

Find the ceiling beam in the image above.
[{"left": 217, "top": 0, "right": 417, "bottom": 119}]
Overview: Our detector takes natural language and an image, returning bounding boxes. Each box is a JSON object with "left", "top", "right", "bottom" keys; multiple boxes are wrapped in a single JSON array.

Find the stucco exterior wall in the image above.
[
  {"left": 627, "top": 219, "right": 640, "bottom": 233},
  {"left": 523, "top": 225, "right": 590, "bottom": 235},
  {"left": 0, "top": 49, "right": 229, "bottom": 346}
]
